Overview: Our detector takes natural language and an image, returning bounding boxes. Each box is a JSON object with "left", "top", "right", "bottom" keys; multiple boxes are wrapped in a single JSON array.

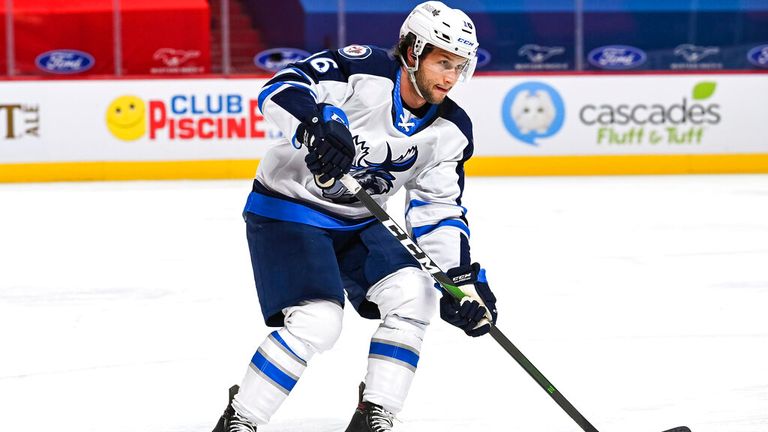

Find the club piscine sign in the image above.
[{"left": 105, "top": 94, "right": 279, "bottom": 141}]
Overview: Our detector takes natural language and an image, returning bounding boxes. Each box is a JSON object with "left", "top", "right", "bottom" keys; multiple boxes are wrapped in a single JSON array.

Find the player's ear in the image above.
[{"left": 407, "top": 46, "right": 417, "bottom": 67}]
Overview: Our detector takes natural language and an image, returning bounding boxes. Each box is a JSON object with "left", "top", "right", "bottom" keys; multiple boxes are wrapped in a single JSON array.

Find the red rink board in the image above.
[{"left": 0, "top": 0, "right": 210, "bottom": 76}]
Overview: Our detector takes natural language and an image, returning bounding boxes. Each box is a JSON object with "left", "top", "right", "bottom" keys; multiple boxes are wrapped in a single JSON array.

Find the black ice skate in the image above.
[
  {"left": 344, "top": 382, "right": 396, "bottom": 432},
  {"left": 212, "top": 385, "right": 258, "bottom": 432}
]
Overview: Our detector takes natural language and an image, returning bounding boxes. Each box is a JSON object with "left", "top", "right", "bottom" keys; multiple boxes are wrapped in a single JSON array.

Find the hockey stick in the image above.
[{"left": 334, "top": 173, "right": 690, "bottom": 432}]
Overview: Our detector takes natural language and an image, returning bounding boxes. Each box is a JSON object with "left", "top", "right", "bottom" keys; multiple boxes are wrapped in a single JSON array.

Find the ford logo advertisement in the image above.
[
  {"left": 35, "top": 49, "right": 95, "bottom": 74},
  {"left": 747, "top": 45, "right": 768, "bottom": 68},
  {"left": 475, "top": 48, "right": 491, "bottom": 68},
  {"left": 254, "top": 48, "right": 310, "bottom": 72},
  {"left": 588, "top": 45, "right": 646, "bottom": 70}
]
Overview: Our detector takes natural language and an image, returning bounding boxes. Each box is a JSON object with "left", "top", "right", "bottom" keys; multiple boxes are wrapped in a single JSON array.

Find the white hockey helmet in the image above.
[{"left": 399, "top": 1, "right": 479, "bottom": 82}]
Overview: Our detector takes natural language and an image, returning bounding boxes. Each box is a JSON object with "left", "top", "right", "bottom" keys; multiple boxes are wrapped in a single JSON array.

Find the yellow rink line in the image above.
[
  {"left": 0, "top": 160, "right": 261, "bottom": 183},
  {"left": 464, "top": 154, "right": 768, "bottom": 176},
  {"left": 1, "top": 154, "right": 768, "bottom": 183}
]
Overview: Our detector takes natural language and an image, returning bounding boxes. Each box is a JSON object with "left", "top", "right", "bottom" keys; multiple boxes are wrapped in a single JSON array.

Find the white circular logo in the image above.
[{"left": 339, "top": 44, "right": 372, "bottom": 60}]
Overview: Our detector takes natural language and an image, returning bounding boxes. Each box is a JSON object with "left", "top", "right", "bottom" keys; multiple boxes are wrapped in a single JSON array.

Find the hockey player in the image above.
[{"left": 213, "top": 2, "right": 498, "bottom": 431}]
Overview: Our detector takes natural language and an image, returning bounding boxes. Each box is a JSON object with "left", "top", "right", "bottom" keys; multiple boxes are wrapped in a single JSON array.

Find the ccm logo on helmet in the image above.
[{"left": 457, "top": 38, "right": 475, "bottom": 46}]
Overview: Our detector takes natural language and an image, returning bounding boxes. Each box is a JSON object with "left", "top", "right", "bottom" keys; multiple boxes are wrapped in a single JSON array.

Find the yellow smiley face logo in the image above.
[{"left": 106, "top": 95, "right": 146, "bottom": 141}]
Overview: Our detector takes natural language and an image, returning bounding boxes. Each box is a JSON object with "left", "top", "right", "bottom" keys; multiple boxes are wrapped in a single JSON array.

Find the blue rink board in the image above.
[
  {"left": 299, "top": 0, "right": 768, "bottom": 12},
  {"left": 248, "top": 0, "right": 768, "bottom": 71}
]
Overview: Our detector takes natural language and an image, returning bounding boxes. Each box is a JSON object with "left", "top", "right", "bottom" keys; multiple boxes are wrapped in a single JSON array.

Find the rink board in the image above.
[{"left": 1, "top": 74, "right": 767, "bottom": 181}]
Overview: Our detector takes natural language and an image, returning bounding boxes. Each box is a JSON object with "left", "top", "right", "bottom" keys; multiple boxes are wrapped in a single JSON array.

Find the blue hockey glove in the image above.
[
  {"left": 297, "top": 104, "right": 355, "bottom": 185},
  {"left": 439, "top": 262, "right": 498, "bottom": 337}
]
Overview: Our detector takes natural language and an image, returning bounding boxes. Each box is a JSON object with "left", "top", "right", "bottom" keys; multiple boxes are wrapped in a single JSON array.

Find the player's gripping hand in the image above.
[
  {"left": 296, "top": 104, "right": 355, "bottom": 186},
  {"left": 439, "top": 262, "right": 498, "bottom": 337}
]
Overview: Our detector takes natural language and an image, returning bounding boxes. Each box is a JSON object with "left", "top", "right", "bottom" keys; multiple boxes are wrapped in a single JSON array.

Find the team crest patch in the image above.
[
  {"left": 339, "top": 44, "right": 372, "bottom": 60},
  {"left": 319, "top": 137, "right": 418, "bottom": 204}
]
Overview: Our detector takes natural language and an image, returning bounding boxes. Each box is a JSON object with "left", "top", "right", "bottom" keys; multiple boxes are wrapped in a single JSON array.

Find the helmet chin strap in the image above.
[{"left": 398, "top": 53, "right": 426, "bottom": 101}]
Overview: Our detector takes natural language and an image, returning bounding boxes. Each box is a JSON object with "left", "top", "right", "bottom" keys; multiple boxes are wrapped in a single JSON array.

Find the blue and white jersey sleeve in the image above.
[
  {"left": 257, "top": 50, "right": 352, "bottom": 143},
  {"left": 404, "top": 120, "right": 474, "bottom": 271}
]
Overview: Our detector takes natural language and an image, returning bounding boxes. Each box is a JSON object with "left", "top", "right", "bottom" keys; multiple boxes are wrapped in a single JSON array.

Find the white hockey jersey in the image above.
[{"left": 248, "top": 45, "right": 474, "bottom": 270}]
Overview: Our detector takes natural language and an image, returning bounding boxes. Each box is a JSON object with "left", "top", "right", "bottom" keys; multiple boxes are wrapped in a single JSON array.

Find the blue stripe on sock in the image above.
[
  {"left": 369, "top": 341, "right": 419, "bottom": 369},
  {"left": 251, "top": 350, "right": 297, "bottom": 392},
  {"left": 271, "top": 331, "right": 306, "bottom": 363}
]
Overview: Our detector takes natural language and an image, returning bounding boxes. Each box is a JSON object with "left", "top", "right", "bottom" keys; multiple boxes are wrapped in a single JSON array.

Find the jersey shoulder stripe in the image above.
[
  {"left": 337, "top": 45, "right": 399, "bottom": 81},
  {"left": 283, "top": 46, "right": 399, "bottom": 85}
]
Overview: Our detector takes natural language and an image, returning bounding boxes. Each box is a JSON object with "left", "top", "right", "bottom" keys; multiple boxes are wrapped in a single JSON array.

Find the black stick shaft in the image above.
[
  {"left": 339, "top": 174, "right": 599, "bottom": 432},
  {"left": 489, "top": 326, "right": 598, "bottom": 432}
]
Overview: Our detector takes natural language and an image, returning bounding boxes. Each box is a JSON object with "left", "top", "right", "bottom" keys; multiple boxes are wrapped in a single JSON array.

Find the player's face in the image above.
[{"left": 415, "top": 48, "right": 468, "bottom": 104}]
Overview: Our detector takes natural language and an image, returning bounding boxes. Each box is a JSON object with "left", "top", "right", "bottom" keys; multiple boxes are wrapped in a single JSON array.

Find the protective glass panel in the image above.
[{"left": 2, "top": 0, "right": 767, "bottom": 77}]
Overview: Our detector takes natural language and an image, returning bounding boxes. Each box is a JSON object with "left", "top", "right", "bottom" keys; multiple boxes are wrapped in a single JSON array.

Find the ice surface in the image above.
[{"left": 1, "top": 175, "right": 767, "bottom": 432}]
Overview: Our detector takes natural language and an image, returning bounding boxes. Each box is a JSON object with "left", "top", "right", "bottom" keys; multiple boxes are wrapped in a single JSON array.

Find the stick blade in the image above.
[{"left": 661, "top": 427, "right": 691, "bottom": 432}]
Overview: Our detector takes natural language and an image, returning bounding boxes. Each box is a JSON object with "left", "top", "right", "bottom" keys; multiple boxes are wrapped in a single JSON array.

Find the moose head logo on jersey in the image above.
[{"left": 320, "top": 138, "right": 418, "bottom": 203}]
